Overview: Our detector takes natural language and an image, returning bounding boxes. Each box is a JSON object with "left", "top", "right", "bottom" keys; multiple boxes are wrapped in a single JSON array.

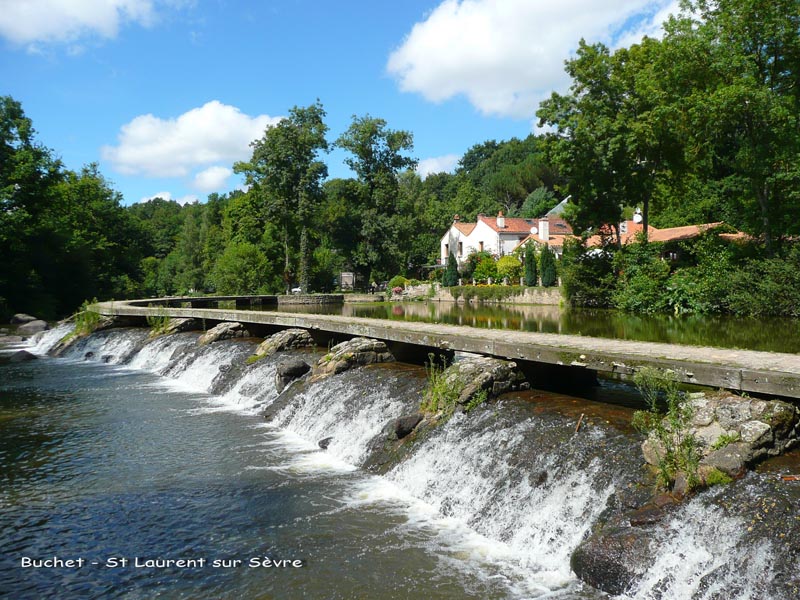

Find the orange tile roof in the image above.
[
  {"left": 454, "top": 222, "right": 476, "bottom": 235},
  {"left": 478, "top": 214, "right": 538, "bottom": 234},
  {"left": 585, "top": 221, "right": 743, "bottom": 247}
]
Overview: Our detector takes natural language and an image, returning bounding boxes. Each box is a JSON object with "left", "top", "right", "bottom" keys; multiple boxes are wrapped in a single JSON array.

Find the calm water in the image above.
[{"left": 259, "top": 302, "right": 800, "bottom": 354}]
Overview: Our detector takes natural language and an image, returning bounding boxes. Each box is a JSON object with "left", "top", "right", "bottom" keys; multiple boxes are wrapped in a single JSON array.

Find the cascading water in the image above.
[
  {"left": 17, "top": 327, "right": 799, "bottom": 599},
  {"left": 28, "top": 323, "right": 74, "bottom": 354},
  {"left": 269, "top": 366, "right": 422, "bottom": 465}
]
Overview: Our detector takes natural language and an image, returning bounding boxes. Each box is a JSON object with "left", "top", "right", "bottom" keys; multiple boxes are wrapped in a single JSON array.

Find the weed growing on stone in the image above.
[
  {"left": 711, "top": 431, "right": 741, "bottom": 451},
  {"left": 632, "top": 366, "right": 700, "bottom": 491},
  {"left": 146, "top": 307, "right": 172, "bottom": 337},
  {"left": 420, "top": 353, "right": 463, "bottom": 415},
  {"left": 72, "top": 298, "right": 101, "bottom": 337}
]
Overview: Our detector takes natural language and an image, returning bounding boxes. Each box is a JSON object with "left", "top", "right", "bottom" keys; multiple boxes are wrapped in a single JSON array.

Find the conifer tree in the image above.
[
  {"left": 442, "top": 252, "right": 459, "bottom": 287},
  {"left": 524, "top": 244, "right": 538, "bottom": 286},
  {"left": 540, "top": 244, "right": 557, "bottom": 287}
]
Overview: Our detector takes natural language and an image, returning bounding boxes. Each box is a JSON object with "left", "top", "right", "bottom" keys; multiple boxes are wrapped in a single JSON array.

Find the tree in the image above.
[
  {"left": 496, "top": 255, "right": 522, "bottom": 282},
  {"left": 538, "top": 38, "right": 680, "bottom": 243},
  {"left": 539, "top": 244, "right": 558, "bottom": 287},
  {"left": 442, "top": 252, "right": 459, "bottom": 287},
  {"left": 665, "top": 0, "right": 800, "bottom": 253},
  {"left": 524, "top": 244, "right": 538, "bottom": 286},
  {"left": 336, "top": 114, "right": 417, "bottom": 281},
  {"left": 235, "top": 101, "right": 329, "bottom": 292}
]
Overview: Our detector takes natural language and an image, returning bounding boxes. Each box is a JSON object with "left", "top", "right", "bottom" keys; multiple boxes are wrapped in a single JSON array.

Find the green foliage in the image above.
[
  {"left": 520, "top": 186, "right": 558, "bottom": 218},
  {"left": 524, "top": 244, "right": 538, "bottom": 286},
  {"left": 388, "top": 275, "right": 409, "bottom": 289},
  {"left": 703, "top": 467, "right": 733, "bottom": 487},
  {"left": 496, "top": 255, "right": 522, "bottom": 282},
  {"left": 235, "top": 102, "right": 329, "bottom": 292},
  {"left": 472, "top": 256, "right": 498, "bottom": 284},
  {"left": 210, "top": 242, "right": 275, "bottom": 295},
  {"left": 539, "top": 244, "right": 558, "bottom": 287},
  {"left": 711, "top": 432, "right": 741, "bottom": 451},
  {"left": 146, "top": 310, "right": 172, "bottom": 337},
  {"left": 449, "top": 285, "right": 525, "bottom": 302},
  {"left": 560, "top": 238, "right": 615, "bottom": 307},
  {"left": 441, "top": 252, "right": 459, "bottom": 287},
  {"left": 69, "top": 299, "right": 102, "bottom": 339},
  {"left": 632, "top": 367, "right": 700, "bottom": 491}
]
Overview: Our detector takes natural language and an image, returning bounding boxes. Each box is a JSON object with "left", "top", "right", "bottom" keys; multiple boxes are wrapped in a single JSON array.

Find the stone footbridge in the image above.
[{"left": 91, "top": 297, "right": 800, "bottom": 400}]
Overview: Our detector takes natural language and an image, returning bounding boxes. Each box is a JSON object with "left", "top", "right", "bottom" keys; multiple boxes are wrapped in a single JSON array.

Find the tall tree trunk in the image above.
[{"left": 299, "top": 225, "right": 309, "bottom": 292}]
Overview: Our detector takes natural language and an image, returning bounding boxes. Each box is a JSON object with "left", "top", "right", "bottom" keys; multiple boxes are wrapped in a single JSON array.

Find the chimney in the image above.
[
  {"left": 497, "top": 210, "right": 505, "bottom": 229},
  {"left": 453, "top": 214, "right": 460, "bottom": 223},
  {"left": 539, "top": 217, "right": 549, "bottom": 241}
]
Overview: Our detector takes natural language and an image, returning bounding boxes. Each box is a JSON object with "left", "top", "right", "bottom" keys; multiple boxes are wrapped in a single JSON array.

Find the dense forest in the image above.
[{"left": 2, "top": 0, "right": 798, "bottom": 320}]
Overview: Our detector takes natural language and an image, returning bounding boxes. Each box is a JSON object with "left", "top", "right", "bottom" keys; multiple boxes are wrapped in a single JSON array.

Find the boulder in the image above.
[
  {"left": 642, "top": 394, "right": 800, "bottom": 481},
  {"left": 10, "top": 313, "right": 37, "bottom": 324},
  {"left": 0, "top": 335, "right": 24, "bottom": 344},
  {"left": 318, "top": 436, "right": 333, "bottom": 450},
  {"left": 426, "top": 354, "right": 528, "bottom": 413},
  {"left": 154, "top": 317, "right": 201, "bottom": 336},
  {"left": 394, "top": 413, "right": 424, "bottom": 439},
  {"left": 8, "top": 349, "right": 37, "bottom": 362},
  {"left": 275, "top": 358, "right": 311, "bottom": 393},
  {"left": 197, "top": 322, "right": 249, "bottom": 345},
  {"left": 314, "top": 337, "right": 394, "bottom": 377},
  {"left": 253, "top": 329, "right": 315, "bottom": 359},
  {"left": 17, "top": 320, "right": 49, "bottom": 335},
  {"left": 571, "top": 522, "right": 656, "bottom": 596}
]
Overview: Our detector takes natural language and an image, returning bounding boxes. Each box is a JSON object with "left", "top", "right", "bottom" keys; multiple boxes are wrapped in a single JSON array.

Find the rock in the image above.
[
  {"left": 643, "top": 394, "right": 799, "bottom": 481},
  {"left": 394, "top": 413, "right": 423, "bottom": 439},
  {"left": 275, "top": 358, "right": 311, "bottom": 393},
  {"left": 156, "top": 317, "right": 201, "bottom": 336},
  {"left": 702, "top": 442, "right": 749, "bottom": 478},
  {"left": 318, "top": 437, "right": 333, "bottom": 450},
  {"left": 8, "top": 349, "right": 37, "bottom": 362},
  {"left": 17, "top": 320, "right": 49, "bottom": 335},
  {"left": 571, "top": 524, "right": 656, "bottom": 596},
  {"left": 10, "top": 313, "right": 37, "bottom": 324},
  {"left": 197, "top": 322, "right": 249, "bottom": 345},
  {"left": 0, "top": 335, "right": 24, "bottom": 344},
  {"left": 314, "top": 337, "right": 394, "bottom": 377},
  {"left": 428, "top": 355, "right": 528, "bottom": 412},
  {"left": 254, "top": 329, "right": 315, "bottom": 359}
]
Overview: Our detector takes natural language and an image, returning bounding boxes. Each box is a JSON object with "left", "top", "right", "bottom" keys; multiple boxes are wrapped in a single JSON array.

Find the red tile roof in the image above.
[
  {"left": 585, "top": 221, "right": 744, "bottom": 247},
  {"left": 454, "top": 222, "right": 476, "bottom": 236},
  {"left": 478, "top": 214, "right": 538, "bottom": 234}
]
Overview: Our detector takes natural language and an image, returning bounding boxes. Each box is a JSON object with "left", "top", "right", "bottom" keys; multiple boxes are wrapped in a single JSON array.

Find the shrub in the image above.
[
  {"left": 472, "top": 256, "right": 498, "bottom": 283},
  {"left": 612, "top": 239, "right": 671, "bottom": 313},
  {"left": 560, "top": 239, "right": 615, "bottom": 307},
  {"left": 461, "top": 250, "right": 494, "bottom": 280},
  {"left": 496, "top": 255, "right": 523, "bottom": 282},
  {"left": 388, "top": 275, "right": 409, "bottom": 289}
]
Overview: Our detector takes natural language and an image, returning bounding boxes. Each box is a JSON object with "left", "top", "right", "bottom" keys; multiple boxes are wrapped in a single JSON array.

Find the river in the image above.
[{"left": 0, "top": 325, "right": 796, "bottom": 599}]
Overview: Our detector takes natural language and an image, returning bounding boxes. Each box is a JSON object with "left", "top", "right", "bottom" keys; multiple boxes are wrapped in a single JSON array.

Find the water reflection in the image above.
[{"left": 262, "top": 302, "right": 800, "bottom": 353}]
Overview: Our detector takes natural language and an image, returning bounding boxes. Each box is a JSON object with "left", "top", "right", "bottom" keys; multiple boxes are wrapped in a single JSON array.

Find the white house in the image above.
[{"left": 440, "top": 211, "right": 539, "bottom": 266}]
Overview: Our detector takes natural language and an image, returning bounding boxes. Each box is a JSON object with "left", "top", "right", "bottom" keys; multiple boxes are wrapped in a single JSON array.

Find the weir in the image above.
[
  {"left": 18, "top": 323, "right": 798, "bottom": 600},
  {"left": 92, "top": 298, "right": 800, "bottom": 399}
]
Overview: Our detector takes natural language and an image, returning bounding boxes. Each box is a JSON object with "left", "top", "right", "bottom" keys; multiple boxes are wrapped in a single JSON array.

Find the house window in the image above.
[
  {"left": 479, "top": 241, "right": 484, "bottom": 252},
  {"left": 667, "top": 251, "right": 678, "bottom": 261},
  {"left": 458, "top": 242, "right": 463, "bottom": 256},
  {"left": 444, "top": 243, "right": 449, "bottom": 257}
]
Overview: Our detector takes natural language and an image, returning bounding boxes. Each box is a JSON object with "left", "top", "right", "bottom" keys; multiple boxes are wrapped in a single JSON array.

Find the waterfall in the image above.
[
  {"left": 269, "top": 367, "right": 420, "bottom": 466},
  {"left": 625, "top": 501, "right": 774, "bottom": 600},
  {"left": 382, "top": 409, "right": 618, "bottom": 592},
  {"left": 27, "top": 323, "right": 74, "bottom": 354}
]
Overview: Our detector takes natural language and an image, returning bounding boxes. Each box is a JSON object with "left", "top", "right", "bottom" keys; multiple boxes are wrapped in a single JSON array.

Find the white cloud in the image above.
[
  {"left": 0, "top": 0, "right": 156, "bottom": 48},
  {"left": 387, "top": 0, "right": 679, "bottom": 119},
  {"left": 192, "top": 165, "right": 233, "bottom": 193},
  {"left": 102, "top": 100, "right": 281, "bottom": 177},
  {"left": 417, "top": 154, "right": 460, "bottom": 179},
  {"left": 138, "top": 191, "right": 198, "bottom": 205}
]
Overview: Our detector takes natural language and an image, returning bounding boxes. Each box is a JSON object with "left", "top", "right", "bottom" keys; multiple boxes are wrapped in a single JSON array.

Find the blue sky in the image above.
[{"left": 1, "top": 0, "right": 679, "bottom": 205}]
